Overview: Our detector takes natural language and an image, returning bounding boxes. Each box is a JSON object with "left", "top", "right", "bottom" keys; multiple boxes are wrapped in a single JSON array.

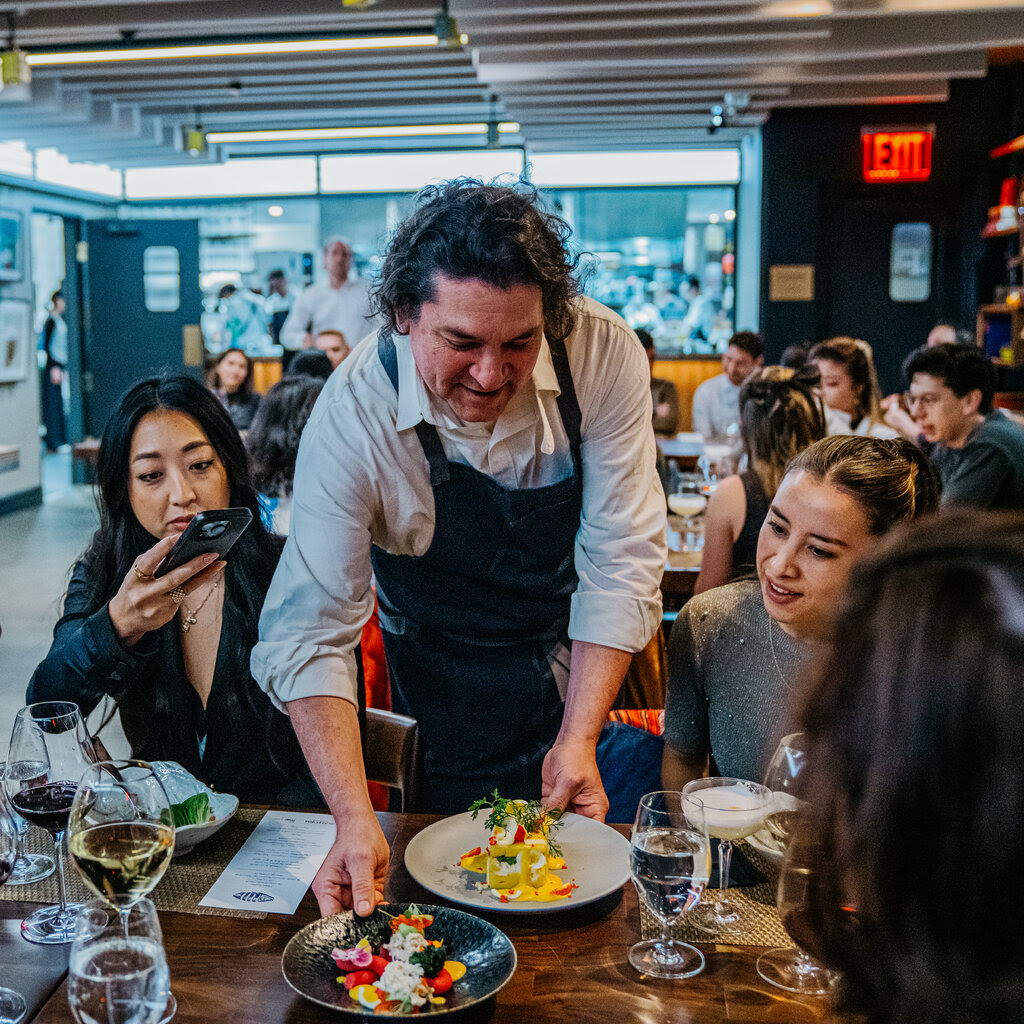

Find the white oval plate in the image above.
[{"left": 404, "top": 811, "right": 630, "bottom": 914}]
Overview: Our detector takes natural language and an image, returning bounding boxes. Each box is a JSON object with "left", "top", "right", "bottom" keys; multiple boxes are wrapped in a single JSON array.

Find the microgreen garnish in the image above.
[{"left": 468, "top": 790, "right": 565, "bottom": 857}]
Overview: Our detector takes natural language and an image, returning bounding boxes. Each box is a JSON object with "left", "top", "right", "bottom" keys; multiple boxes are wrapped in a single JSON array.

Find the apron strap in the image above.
[
  {"left": 547, "top": 335, "right": 583, "bottom": 480},
  {"left": 355, "top": 641, "right": 367, "bottom": 760},
  {"left": 377, "top": 329, "right": 450, "bottom": 486}
]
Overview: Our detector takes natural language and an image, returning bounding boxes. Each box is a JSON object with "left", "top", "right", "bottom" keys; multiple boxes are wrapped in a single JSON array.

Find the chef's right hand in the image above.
[
  {"left": 107, "top": 533, "right": 224, "bottom": 646},
  {"left": 312, "top": 811, "right": 389, "bottom": 917}
]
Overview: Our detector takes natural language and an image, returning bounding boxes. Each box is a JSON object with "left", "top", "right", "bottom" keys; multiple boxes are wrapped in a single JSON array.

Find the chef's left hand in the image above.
[{"left": 541, "top": 736, "right": 608, "bottom": 822}]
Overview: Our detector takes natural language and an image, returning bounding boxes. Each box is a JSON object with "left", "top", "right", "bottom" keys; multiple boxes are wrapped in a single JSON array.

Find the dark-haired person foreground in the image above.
[
  {"left": 796, "top": 510, "right": 1024, "bottom": 1024},
  {"left": 664, "top": 435, "right": 939, "bottom": 791},
  {"left": 903, "top": 343, "right": 1024, "bottom": 510},
  {"left": 695, "top": 366, "right": 826, "bottom": 593},
  {"left": 253, "top": 179, "right": 665, "bottom": 917},
  {"left": 28, "top": 375, "right": 321, "bottom": 807}
]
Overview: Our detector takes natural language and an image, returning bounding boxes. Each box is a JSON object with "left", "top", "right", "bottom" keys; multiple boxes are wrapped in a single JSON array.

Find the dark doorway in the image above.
[
  {"left": 819, "top": 189, "right": 947, "bottom": 394},
  {"left": 82, "top": 219, "right": 201, "bottom": 440}
]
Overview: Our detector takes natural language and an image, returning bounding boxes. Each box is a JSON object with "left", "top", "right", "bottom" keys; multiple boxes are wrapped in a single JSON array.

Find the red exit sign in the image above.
[{"left": 861, "top": 127, "right": 933, "bottom": 182}]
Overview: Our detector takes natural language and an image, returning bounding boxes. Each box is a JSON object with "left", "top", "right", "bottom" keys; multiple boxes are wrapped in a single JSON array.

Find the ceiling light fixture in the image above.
[
  {"left": 0, "top": 13, "right": 30, "bottom": 92},
  {"left": 25, "top": 33, "right": 438, "bottom": 67},
  {"left": 206, "top": 122, "right": 520, "bottom": 144},
  {"left": 433, "top": 1, "right": 467, "bottom": 49},
  {"left": 185, "top": 108, "right": 207, "bottom": 156}
]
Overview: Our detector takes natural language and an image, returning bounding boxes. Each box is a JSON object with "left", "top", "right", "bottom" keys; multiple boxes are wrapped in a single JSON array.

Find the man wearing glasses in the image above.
[{"left": 902, "top": 343, "right": 1024, "bottom": 509}]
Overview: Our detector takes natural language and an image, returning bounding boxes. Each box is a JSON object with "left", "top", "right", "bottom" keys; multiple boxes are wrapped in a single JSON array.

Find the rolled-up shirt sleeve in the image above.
[
  {"left": 569, "top": 312, "right": 666, "bottom": 653},
  {"left": 251, "top": 384, "right": 380, "bottom": 711}
]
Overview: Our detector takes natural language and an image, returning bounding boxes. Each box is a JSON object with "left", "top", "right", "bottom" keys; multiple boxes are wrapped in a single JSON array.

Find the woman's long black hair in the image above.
[{"left": 79, "top": 375, "right": 292, "bottom": 766}]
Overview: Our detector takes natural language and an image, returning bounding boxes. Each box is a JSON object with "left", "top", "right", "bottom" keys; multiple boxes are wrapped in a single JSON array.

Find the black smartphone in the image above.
[{"left": 153, "top": 507, "right": 253, "bottom": 578}]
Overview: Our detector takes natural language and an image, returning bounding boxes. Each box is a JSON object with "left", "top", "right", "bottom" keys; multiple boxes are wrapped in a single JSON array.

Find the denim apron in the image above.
[{"left": 370, "top": 330, "right": 584, "bottom": 813}]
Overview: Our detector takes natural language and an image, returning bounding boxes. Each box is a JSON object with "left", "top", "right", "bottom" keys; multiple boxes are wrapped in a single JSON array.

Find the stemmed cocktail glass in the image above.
[{"left": 682, "top": 777, "right": 769, "bottom": 935}]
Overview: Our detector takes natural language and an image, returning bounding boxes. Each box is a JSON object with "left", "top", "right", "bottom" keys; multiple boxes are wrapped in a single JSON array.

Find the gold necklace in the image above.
[
  {"left": 767, "top": 616, "right": 792, "bottom": 692},
  {"left": 180, "top": 580, "right": 220, "bottom": 633}
]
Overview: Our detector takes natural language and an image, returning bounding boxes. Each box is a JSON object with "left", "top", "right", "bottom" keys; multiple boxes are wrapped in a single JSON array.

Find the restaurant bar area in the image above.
[{"left": 0, "top": 3, "right": 1023, "bottom": 1023}]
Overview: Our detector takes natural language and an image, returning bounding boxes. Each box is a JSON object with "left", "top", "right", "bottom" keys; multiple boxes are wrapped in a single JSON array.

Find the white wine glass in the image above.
[
  {"left": 0, "top": 823, "right": 28, "bottom": 1023},
  {"left": 68, "top": 761, "right": 175, "bottom": 939},
  {"left": 756, "top": 734, "right": 838, "bottom": 995},
  {"left": 69, "top": 898, "right": 173, "bottom": 1024},
  {"left": 0, "top": 761, "right": 55, "bottom": 886},
  {"left": 4, "top": 701, "right": 97, "bottom": 944},
  {"left": 629, "top": 790, "right": 711, "bottom": 979},
  {"left": 682, "top": 776, "right": 769, "bottom": 935}
]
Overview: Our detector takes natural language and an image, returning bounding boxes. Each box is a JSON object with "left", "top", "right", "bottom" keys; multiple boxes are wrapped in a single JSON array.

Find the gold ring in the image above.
[
  {"left": 133, "top": 565, "right": 152, "bottom": 580},
  {"left": 168, "top": 586, "right": 187, "bottom": 605}
]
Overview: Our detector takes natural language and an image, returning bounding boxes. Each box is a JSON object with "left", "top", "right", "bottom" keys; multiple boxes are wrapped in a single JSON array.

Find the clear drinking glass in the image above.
[
  {"left": 682, "top": 777, "right": 769, "bottom": 935},
  {"left": 0, "top": 824, "right": 28, "bottom": 1023},
  {"left": 629, "top": 790, "right": 711, "bottom": 979},
  {"left": 68, "top": 761, "right": 175, "bottom": 939},
  {"left": 756, "top": 734, "right": 838, "bottom": 995},
  {"left": 68, "top": 898, "right": 173, "bottom": 1024},
  {"left": 4, "top": 701, "right": 96, "bottom": 944},
  {"left": 0, "top": 762, "right": 55, "bottom": 885}
]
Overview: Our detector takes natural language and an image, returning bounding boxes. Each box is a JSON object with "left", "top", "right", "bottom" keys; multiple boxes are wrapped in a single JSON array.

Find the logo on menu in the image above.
[{"left": 233, "top": 891, "right": 275, "bottom": 903}]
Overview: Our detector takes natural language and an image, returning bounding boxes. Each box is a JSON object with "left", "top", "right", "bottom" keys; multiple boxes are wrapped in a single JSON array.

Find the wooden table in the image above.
[{"left": 19, "top": 813, "right": 837, "bottom": 1023}]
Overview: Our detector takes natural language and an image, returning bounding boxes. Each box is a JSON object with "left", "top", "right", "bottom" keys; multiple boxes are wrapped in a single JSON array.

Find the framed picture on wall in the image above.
[
  {"left": 0, "top": 209, "right": 22, "bottom": 282},
  {"left": 0, "top": 299, "right": 32, "bottom": 382}
]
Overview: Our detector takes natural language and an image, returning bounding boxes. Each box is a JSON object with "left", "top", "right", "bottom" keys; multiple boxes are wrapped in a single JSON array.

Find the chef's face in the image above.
[{"left": 401, "top": 274, "right": 544, "bottom": 423}]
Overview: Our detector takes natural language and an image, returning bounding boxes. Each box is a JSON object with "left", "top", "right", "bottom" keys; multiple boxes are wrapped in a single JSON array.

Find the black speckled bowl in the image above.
[{"left": 282, "top": 903, "right": 517, "bottom": 1016}]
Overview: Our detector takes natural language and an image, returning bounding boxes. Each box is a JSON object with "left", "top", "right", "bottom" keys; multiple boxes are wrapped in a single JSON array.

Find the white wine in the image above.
[
  {"left": 69, "top": 936, "right": 170, "bottom": 1024},
  {"left": 685, "top": 786, "right": 766, "bottom": 841},
  {"left": 70, "top": 823, "right": 173, "bottom": 907},
  {"left": 667, "top": 494, "right": 707, "bottom": 518}
]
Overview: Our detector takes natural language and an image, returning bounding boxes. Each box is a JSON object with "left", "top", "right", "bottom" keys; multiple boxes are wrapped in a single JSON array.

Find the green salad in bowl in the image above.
[{"left": 151, "top": 762, "right": 239, "bottom": 857}]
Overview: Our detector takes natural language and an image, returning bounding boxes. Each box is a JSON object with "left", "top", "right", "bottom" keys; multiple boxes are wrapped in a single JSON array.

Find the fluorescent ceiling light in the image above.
[
  {"left": 26, "top": 34, "right": 437, "bottom": 67},
  {"left": 207, "top": 122, "right": 520, "bottom": 144},
  {"left": 761, "top": 0, "right": 833, "bottom": 15}
]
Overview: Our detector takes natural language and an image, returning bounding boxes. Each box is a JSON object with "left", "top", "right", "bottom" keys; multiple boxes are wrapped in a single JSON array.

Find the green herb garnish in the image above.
[
  {"left": 468, "top": 789, "right": 565, "bottom": 857},
  {"left": 410, "top": 943, "right": 447, "bottom": 976}
]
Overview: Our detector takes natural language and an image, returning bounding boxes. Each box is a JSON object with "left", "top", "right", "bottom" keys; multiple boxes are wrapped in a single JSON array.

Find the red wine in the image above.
[
  {"left": 11, "top": 781, "right": 77, "bottom": 834},
  {"left": 0, "top": 858, "right": 11, "bottom": 885}
]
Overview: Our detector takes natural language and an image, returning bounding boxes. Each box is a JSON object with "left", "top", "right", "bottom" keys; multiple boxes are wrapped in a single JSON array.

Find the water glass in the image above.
[
  {"left": 629, "top": 791, "right": 711, "bottom": 979},
  {"left": 68, "top": 898, "right": 173, "bottom": 1024}
]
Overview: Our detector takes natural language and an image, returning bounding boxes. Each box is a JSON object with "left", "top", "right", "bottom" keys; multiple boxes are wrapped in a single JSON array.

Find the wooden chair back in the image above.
[{"left": 364, "top": 707, "right": 420, "bottom": 812}]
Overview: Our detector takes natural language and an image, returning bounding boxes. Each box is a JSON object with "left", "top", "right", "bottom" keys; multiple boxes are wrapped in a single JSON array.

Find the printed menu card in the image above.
[{"left": 200, "top": 810, "right": 336, "bottom": 914}]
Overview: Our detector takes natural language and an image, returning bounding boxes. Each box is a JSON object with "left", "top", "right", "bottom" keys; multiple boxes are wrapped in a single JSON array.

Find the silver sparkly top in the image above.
[{"left": 664, "top": 579, "right": 812, "bottom": 783}]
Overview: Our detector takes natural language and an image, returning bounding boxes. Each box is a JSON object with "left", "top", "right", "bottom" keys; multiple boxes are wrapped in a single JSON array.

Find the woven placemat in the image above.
[
  {"left": 639, "top": 842, "right": 792, "bottom": 947},
  {"left": 0, "top": 808, "right": 270, "bottom": 920}
]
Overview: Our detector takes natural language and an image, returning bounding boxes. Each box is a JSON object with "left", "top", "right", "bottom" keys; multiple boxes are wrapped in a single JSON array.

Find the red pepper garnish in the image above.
[
  {"left": 462, "top": 847, "right": 481, "bottom": 859},
  {"left": 369, "top": 955, "right": 389, "bottom": 978},
  {"left": 513, "top": 825, "right": 526, "bottom": 843},
  {"left": 499, "top": 894, "right": 508, "bottom": 903},
  {"left": 488, "top": 836, "right": 497, "bottom": 845}
]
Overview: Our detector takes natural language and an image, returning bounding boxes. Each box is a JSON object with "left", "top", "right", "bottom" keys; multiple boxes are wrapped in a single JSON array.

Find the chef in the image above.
[{"left": 252, "top": 180, "right": 666, "bottom": 916}]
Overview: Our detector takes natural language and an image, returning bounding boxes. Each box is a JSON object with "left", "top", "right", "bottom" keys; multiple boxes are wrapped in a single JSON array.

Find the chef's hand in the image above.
[
  {"left": 312, "top": 811, "right": 389, "bottom": 918},
  {"left": 108, "top": 534, "right": 225, "bottom": 647},
  {"left": 542, "top": 736, "right": 609, "bottom": 823}
]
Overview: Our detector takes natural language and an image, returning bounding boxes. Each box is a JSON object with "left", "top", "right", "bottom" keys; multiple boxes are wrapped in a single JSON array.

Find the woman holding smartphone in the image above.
[{"left": 28, "top": 374, "right": 322, "bottom": 807}]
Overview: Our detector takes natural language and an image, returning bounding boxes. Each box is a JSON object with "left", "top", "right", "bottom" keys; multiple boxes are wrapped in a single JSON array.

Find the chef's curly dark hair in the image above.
[{"left": 372, "top": 177, "right": 582, "bottom": 342}]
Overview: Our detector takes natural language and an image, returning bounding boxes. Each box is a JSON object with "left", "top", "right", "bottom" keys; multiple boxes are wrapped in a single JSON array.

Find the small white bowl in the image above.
[{"left": 149, "top": 761, "right": 240, "bottom": 858}]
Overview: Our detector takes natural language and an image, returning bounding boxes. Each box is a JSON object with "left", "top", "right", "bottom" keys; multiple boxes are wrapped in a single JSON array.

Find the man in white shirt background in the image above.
[
  {"left": 279, "top": 237, "right": 377, "bottom": 356},
  {"left": 252, "top": 180, "right": 666, "bottom": 920},
  {"left": 691, "top": 330, "right": 764, "bottom": 446}
]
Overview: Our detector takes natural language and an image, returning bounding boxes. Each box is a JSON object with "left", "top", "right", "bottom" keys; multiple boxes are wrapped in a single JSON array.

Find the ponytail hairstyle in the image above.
[
  {"left": 809, "top": 336, "right": 885, "bottom": 431},
  {"left": 739, "top": 365, "right": 827, "bottom": 498},
  {"left": 785, "top": 434, "right": 940, "bottom": 534}
]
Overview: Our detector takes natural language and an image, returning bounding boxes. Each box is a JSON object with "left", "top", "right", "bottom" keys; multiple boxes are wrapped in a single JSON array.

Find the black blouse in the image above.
[{"left": 27, "top": 559, "right": 322, "bottom": 808}]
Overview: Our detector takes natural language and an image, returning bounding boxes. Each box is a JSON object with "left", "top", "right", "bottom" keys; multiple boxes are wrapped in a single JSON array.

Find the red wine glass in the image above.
[{"left": 4, "top": 702, "right": 96, "bottom": 944}]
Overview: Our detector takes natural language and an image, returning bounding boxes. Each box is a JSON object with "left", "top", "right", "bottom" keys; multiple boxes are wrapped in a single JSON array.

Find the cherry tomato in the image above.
[
  {"left": 369, "top": 955, "right": 389, "bottom": 977},
  {"left": 343, "top": 970, "right": 378, "bottom": 990},
  {"left": 426, "top": 968, "right": 453, "bottom": 994}
]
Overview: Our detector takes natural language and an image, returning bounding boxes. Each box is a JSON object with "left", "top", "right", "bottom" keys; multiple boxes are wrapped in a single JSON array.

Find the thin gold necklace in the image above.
[
  {"left": 768, "top": 616, "right": 792, "bottom": 691},
  {"left": 180, "top": 580, "right": 220, "bottom": 633}
]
